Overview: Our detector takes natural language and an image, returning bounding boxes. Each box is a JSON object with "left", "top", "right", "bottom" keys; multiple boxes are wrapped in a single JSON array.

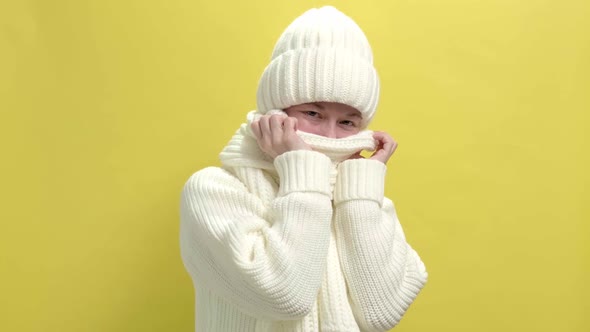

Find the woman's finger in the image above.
[
  {"left": 259, "top": 115, "right": 271, "bottom": 140},
  {"left": 283, "top": 117, "right": 296, "bottom": 136},
  {"left": 370, "top": 131, "right": 397, "bottom": 164},
  {"left": 251, "top": 120, "right": 261, "bottom": 139},
  {"left": 269, "top": 115, "right": 284, "bottom": 143}
]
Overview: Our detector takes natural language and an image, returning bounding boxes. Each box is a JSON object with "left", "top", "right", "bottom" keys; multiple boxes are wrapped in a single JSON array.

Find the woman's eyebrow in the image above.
[
  {"left": 347, "top": 112, "right": 362, "bottom": 118},
  {"left": 311, "top": 102, "right": 325, "bottom": 110}
]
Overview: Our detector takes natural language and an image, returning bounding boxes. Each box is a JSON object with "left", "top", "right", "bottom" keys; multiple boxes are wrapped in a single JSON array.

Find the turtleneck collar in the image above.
[{"left": 219, "top": 110, "right": 377, "bottom": 170}]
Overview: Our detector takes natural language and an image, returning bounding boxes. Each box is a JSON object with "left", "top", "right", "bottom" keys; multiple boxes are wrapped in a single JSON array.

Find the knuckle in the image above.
[{"left": 272, "top": 115, "right": 280, "bottom": 122}]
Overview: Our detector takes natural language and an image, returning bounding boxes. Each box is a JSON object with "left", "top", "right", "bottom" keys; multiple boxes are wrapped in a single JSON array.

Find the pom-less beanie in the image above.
[{"left": 256, "top": 6, "right": 380, "bottom": 129}]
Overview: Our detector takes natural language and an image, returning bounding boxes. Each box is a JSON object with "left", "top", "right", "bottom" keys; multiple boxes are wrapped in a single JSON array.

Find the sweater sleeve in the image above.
[
  {"left": 179, "top": 150, "right": 334, "bottom": 321},
  {"left": 332, "top": 158, "right": 428, "bottom": 331}
]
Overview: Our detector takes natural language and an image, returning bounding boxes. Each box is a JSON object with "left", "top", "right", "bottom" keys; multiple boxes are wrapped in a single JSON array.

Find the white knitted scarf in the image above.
[{"left": 218, "top": 110, "right": 376, "bottom": 331}]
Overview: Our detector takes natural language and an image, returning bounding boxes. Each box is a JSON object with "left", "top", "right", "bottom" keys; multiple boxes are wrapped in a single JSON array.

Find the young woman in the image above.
[{"left": 180, "top": 6, "right": 428, "bottom": 332}]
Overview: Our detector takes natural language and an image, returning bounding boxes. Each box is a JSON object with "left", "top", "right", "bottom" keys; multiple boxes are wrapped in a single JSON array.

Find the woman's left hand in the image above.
[{"left": 369, "top": 131, "right": 397, "bottom": 164}]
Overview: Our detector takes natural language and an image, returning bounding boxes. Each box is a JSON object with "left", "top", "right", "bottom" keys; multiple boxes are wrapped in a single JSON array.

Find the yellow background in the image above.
[{"left": 1, "top": 0, "right": 588, "bottom": 331}]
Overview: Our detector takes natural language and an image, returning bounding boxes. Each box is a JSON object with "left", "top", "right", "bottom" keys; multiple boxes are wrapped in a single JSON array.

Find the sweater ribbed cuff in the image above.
[
  {"left": 333, "top": 159, "right": 386, "bottom": 205},
  {"left": 274, "top": 150, "right": 333, "bottom": 197}
]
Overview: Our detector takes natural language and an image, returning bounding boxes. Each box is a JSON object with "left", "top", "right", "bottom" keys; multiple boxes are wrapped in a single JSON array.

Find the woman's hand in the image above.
[
  {"left": 348, "top": 131, "right": 398, "bottom": 164},
  {"left": 370, "top": 131, "right": 397, "bottom": 164},
  {"left": 251, "top": 114, "right": 312, "bottom": 159}
]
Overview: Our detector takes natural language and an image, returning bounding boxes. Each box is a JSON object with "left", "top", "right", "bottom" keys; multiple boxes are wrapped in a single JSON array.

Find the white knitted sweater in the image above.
[{"left": 180, "top": 112, "right": 428, "bottom": 331}]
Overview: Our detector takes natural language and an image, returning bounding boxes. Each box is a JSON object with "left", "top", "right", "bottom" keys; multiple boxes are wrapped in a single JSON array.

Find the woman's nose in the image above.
[{"left": 321, "top": 123, "right": 338, "bottom": 138}]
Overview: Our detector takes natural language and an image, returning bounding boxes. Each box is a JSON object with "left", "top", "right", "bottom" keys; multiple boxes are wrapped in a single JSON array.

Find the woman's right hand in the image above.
[{"left": 251, "top": 114, "right": 312, "bottom": 159}]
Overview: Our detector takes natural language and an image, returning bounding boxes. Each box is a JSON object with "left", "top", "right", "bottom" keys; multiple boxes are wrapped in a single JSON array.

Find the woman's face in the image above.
[{"left": 283, "top": 102, "right": 362, "bottom": 138}]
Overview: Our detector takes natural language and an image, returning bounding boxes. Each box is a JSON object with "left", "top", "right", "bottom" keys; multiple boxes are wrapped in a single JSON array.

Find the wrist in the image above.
[
  {"left": 274, "top": 150, "right": 333, "bottom": 197},
  {"left": 334, "top": 158, "right": 386, "bottom": 205}
]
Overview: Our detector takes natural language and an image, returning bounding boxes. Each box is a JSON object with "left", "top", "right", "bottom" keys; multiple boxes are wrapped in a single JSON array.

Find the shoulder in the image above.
[
  {"left": 182, "top": 166, "right": 247, "bottom": 195},
  {"left": 180, "top": 166, "right": 266, "bottom": 220}
]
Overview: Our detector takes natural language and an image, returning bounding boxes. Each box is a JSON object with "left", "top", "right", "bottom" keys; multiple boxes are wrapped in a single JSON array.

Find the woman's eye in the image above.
[
  {"left": 304, "top": 111, "right": 320, "bottom": 117},
  {"left": 340, "top": 120, "right": 356, "bottom": 127}
]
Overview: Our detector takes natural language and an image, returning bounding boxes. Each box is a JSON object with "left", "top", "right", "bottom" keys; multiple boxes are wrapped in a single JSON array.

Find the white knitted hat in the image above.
[{"left": 256, "top": 6, "right": 380, "bottom": 129}]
